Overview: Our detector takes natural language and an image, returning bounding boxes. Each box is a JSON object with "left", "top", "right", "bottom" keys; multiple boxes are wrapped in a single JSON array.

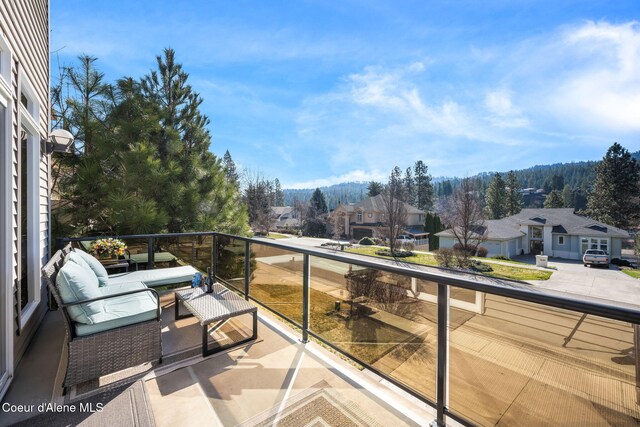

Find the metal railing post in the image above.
[
  {"left": 212, "top": 234, "right": 217, "bottom": 279},
  {"left": 244, "top": 240, "right": 250, "bottom": 300},
  {"left": 302, "top": 253, "right": 310, "bottom": 343},
  {"left": 147, "top": 237, "right": 155, "bottom": 269},
  {"left": 435, "top": 283, "right": 449, "bottom": 427}
]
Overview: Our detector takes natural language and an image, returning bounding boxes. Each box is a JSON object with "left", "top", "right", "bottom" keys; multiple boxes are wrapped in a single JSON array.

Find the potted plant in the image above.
[{"left": 90, "top": 238, "right": 127, "bottom": 260}]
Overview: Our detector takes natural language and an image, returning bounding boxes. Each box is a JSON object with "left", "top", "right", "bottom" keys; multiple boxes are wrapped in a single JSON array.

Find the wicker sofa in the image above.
[{"left": 42, "top": 245, "right": 196, "bottom": 391}]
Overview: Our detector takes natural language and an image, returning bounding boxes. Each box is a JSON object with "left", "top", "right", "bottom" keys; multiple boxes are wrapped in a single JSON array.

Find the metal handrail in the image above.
[{"left": 58, "top": 230, "right": 640, "bottom": 427}]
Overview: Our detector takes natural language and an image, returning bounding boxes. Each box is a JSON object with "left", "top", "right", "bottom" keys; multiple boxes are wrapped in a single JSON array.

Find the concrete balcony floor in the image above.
[{"left": 0, "top": 290, "right": 434, "bottom": 427}]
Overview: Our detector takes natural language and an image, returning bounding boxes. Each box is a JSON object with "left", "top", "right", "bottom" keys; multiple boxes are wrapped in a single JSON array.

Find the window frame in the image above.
[
  {"left": 0, "top": 31, "right": 13, "bottom": 400},
  {"left": 16, "top": 71, "right": 41, "bottom": 325},
  {"left": 558, "top": 236, "right": 565, "bottom": 245}
]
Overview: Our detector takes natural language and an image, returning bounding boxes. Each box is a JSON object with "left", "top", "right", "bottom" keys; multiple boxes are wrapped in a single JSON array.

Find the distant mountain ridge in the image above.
[{"left": 283, "top": 150, "right": 640, "bottom": 208}]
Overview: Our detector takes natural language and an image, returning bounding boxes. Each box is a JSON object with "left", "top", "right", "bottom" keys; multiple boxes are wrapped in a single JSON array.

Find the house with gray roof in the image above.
[
  {"left": 331, "top": 195, "right": 426, "bottom": 240},
  {"left": 436, "top": 208, "right": 630, "bottom": 260},
  {"left": 271, "top": 206, "right": 301, "bottom": 230}
]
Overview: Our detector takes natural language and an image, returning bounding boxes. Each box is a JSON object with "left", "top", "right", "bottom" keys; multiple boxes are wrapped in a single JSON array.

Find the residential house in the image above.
[
  {"left": 271, "top": 206, "right": 301, "bottom": 231},
  {"left": 0, "top": 0, "right": 52, "bottom": 399},
  {"left": 436, "top": 208, "right": 629, "bottom": 259},
  {"left": 331, "top": 194, "right": 426, "bottom": 240}
]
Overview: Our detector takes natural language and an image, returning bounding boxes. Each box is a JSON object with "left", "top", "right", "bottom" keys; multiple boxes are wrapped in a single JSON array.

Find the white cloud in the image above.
[
  {"left": 548, "top": 21, "right": 640, "bottom": 132},
  {"left": 286, "top": 169, "right": 388, "bottom": 189},
  {"left": 484, "top": 89, "right": 530, "bottom": 129}
]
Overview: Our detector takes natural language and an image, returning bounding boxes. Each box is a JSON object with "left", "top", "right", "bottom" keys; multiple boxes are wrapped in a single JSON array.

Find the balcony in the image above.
[{"left": 2, "top": 232, "right": 640, "bottom": 426}]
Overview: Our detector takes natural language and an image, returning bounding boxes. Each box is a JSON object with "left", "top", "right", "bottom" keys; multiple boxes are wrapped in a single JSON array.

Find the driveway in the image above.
[{"left": 525, "top": 257, "right": 640, "bottom": 307}]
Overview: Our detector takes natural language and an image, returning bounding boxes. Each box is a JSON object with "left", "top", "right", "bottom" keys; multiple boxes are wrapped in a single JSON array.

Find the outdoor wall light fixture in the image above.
[{"left": 42, "top": 128, "right": 74, "bottom": 154}]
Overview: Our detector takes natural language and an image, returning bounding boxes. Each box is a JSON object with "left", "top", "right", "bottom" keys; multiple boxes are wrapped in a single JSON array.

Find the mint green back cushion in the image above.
[
  {"left": 74, "top": 249, "right": 109, "bottom": 287},
  {"left": 64, "top": 251, "right": 94, "bottom": 274},
  {"left": 56, "top": 261, "right": 104, "bottom": 324}
]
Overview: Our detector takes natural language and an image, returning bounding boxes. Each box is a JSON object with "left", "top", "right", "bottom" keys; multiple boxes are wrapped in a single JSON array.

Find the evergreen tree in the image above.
[
  {"left": 562, "top": 185, "right": 575, "bottom": 208},
  {"left": 273, "top": 178, "right": 285, "bottom": 206},
  {"left": 424, "top": 212, "right": 444, "bottom": 250},
  {"left": 367, "top": 181, "right": 383, "bottom": 197},
  {"left": 544, "top": 190, "right": 564, "bottom": 208},
  {"left": 309, "top": 188, "right": 328, "bottom": 214},
  {"left": 244, "top": 179, "right": 274, "bottom": 234},
  {"left": 551, "top": 174, "right": 565, "bottom": 191},
  {"left": 505, "top": 171, "right": 522, "bottom": 216},
  {"left": 485, "top": 173, "right": 508, "bottom": 219},
  {"left": 53, "top": 51, "right": 249, "bottom": 236},
  {"left": 414, "top": 160, "right": 434, "bottom": 210},
  {"left": 404, "top": 167, "right": 416, "bottom": 205},
  {"left": 587, "top": 143, "right": 640, "bottom": 229},
  {"left": 303, "top": 188, "right": 328, "bottom": 237},
  {"left": 222, "top": 150, "right": 239, "bottom": 185}
]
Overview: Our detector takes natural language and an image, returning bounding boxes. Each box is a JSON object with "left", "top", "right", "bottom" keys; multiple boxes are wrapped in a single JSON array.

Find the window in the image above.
[
  {"left": 530, "top": 226, "right": 543, "bottom": 239},
  {"left": 0, "top": 34, "right": 11, "bottom": 87},
  {"left": 356, "top": 212, "right": 363, "bottom": 223},
  {"left": 17, "top": 73, "right": 41, "bottom": 320},
  {"left": 558, "top": 236, "right": 565, "bottom": 245}
]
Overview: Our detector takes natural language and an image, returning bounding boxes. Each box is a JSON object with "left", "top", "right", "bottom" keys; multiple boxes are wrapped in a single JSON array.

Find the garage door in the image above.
[{"left": 353, "top": 228, "right": 373, "bottom": 240}]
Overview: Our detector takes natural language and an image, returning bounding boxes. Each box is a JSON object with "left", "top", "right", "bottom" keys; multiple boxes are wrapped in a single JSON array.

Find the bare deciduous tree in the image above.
[
  {"left": 381, "top": 167, "right": 408, "bottom": 254},
  {"left": 441, "top": 178, "right": 486, "bottom": 258}
]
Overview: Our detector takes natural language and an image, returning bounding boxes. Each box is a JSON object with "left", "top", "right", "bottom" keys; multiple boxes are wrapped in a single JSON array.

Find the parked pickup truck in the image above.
[{"left": 583, "top": 249, "right": 609, "bottom": 268}]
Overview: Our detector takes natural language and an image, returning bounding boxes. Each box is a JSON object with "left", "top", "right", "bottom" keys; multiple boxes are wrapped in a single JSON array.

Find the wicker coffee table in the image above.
[{"left": 175, "top": 284, "right": 258, "bottom": 357}]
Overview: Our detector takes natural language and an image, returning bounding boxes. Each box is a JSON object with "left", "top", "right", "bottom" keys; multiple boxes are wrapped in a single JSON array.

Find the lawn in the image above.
[
  {"left": 266, "top": 232, "right": 292, "bottom": 239},
  {"left": 622, "top": 269, "right": 640, "bottom": 279},
  {"left": 346, "top": 246, "right": 552, "bottom": 281},
  {"left": 250, "top": 283, "right": 417, "bottom": 364}
]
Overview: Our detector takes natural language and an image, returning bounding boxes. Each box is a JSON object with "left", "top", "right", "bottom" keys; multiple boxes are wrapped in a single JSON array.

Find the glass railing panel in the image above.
[
  {"left": 159, "top": 234, "right": 213, "bottom": 272},
  {"left": 447, "top": 291, "right": 640, "bottom": 426},
  {"left": 215, "top": 236, "right": 247, "bottom": 293},
  {"left": 249, "top": 243, "right": 303, "bottom": 324},
  {"left": 309, "top": 257, "right": 437, "bottom": 402}
]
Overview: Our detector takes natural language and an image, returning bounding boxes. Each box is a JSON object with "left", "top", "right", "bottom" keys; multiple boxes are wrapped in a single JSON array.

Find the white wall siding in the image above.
[{"left": 0, "top": 0, "right": 50, "bottom": 363}]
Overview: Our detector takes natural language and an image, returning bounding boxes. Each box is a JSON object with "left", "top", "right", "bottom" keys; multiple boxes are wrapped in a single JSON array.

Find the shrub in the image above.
[
  {"left": 491, "top": 255, "right": 510, "bottom": 261},
  {"left": 470, "top": 261, "right": 493, "bottom": 273},
  {"left": 612, "top": 258, "right": 632, "bottom": 267},
  {"left": 434, "top": 248, "right": 454, "bottom": 267},
  {"left": 401, "top": 242, "right": 416, "bottom": 252},
  {"left": 453, "top": 242, "right": 477, "bottom": 256},
  {"left": 476, "top": 246, "right": 488, "bottom": 257},
  {"left": 375, "top": 249, "right": 414, "bottom": 257},
  {"left": 372, "top": 237, "right": 385, "bottom": 245},
  {"left": 453, "top": 250, "right": 473, "bottom": 269},
  {"left": 359, "top": 237, "right": 376, "bottom": 245}
]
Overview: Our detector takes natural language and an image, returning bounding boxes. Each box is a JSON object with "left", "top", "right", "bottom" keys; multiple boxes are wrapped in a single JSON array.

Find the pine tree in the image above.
[
  {"left": 587, "top": 143, "right": 640, "bottom": 229},
  {"left": 414, "top": 160, "right": 434, "bottom": 210},
  {"left": 53, "top": 51, "right": 249, "bottom": 236},
  {"left": 222, "top": 150, "right": 239, "bottom": 185},
  {"left": 505, "top": 171, "right": 522, "bottom": 216},
  {"left": 404, "top": 167, "right": 416, "bottom": 206},
  {"left": 274, "top": 178, "right": 285, "bottom": 206},
  {"left": 544, "top": 190, "right": 564, "bottom": 208},
  {"left": 304, "top": 188, "right": 328, "bottom": 237},
  {"left": 367, "top": 181, "right": 383, "bottom": 197},
  {"left": 309, "top": 188, "right": 328, "bottom": 214},
  {"left": 140, "top": 48, "right": 248, "bottom": 234},
  {"left": 485, "top": 173, "right": 508, "bottom": 219}
]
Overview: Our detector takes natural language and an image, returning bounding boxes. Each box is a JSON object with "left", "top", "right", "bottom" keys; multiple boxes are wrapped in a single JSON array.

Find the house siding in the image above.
[{"left": 0, "top": 0, "right": 50, "bottom": 364}]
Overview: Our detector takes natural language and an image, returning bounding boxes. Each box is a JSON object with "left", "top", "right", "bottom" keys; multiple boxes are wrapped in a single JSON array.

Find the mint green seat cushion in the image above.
[
  {"left": 56, "top": 261, "right": 104, "bottom": 324},
  {"left": 74, "top": 281, "right": 159, "bottom": 337},
  {"left": 73, "top": 249, "right": 110, "bottom": 287},
  {"left": 108, "top": 265, "right": 198, "bottom": 287}
]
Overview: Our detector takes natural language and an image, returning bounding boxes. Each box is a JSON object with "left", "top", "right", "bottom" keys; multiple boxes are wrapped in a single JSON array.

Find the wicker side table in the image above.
[{"left": 175, "top": 284, "right": 258, "bottom": 357}]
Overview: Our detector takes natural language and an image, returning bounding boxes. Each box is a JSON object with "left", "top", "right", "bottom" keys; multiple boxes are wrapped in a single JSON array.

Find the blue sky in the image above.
[{"left": 51, "top": 1, "right": 640, "bottom": 188}]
